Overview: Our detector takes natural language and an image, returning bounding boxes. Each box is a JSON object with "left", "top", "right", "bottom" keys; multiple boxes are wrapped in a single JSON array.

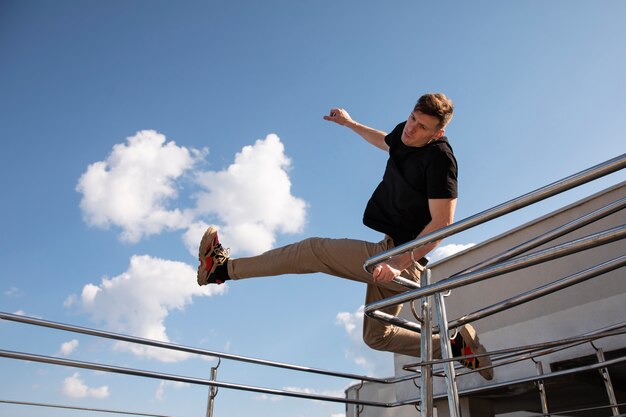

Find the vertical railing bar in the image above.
[
  {"left": 595, "top": 347, "right": 621, "bottom": 416},
  {"left": 434, "top": 293, "right": 460, "bottom": 417},
  {"left": 206, "top": 359, "right": 220, "bottom": 417},
  {"left": 419, "top": 269, "right": 434, "bottom": 417},
  {"left": 534, "top": 360, "right": 550, "bottom": 417}
]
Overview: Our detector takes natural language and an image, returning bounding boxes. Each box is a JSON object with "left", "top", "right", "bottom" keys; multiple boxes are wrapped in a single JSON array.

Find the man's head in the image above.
[
  {"left": 414, "top": 93, "right": 454, "bottom": 130},
  {"left": 401, "top": 93, "right": 454, "bottom": 147}
]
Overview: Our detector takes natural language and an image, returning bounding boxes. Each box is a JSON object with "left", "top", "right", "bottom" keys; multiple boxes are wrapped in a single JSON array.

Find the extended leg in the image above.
[{"left": 228, "top": 236, "right": 404, "bottom": 288}]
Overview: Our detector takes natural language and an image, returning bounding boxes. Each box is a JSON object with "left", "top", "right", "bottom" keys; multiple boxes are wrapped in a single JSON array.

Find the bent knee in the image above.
[{"left": 363, "top": 326, "right": 396, "bottom": 352}]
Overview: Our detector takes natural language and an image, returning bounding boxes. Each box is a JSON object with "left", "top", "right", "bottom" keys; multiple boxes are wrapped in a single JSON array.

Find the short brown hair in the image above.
[{"left": 413, "top": 93, "right": 454, "bottom": 129}]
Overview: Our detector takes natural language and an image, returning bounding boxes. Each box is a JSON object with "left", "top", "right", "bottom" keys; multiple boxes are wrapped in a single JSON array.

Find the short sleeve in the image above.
[
  {"left": 384, "top": 122, "right": 405, "bottom": 147},
  {"left": 425, "top": 149, "right": 458, "bottom": 198}
]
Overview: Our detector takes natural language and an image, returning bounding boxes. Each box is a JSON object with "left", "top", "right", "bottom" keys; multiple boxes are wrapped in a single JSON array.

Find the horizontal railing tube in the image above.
[
  {"left": 0, "top": 399, "right": 174, "bottom": 417},
  {"left": 364, "top": 153, "right": 625, "bottom": 272},
  {"left": 449, "top": 197, "right": 626, "bottom": 278},
  {"left": 544, "top": 402, "right": 626, "bottom": 416},
  {"left": 456, "top": 322, "right": 626, "bottom": 377},
  {"left": 0, "top": 311, "right": 422, "bottom": 386},
  {"left": 447, "top": 254, "right": 626, "bottom": 329},
  {"left": 0, "top": 312, "right": 385, "bottom": 384},
  {"left": 365, "top": 224, "right": 626, "bottom": 323},
  {"left": 6, "top": 349, "right": 625, "bottom": 409},
  {"left": 0, "top": 350, "right": 393, "bottom": 408},
  {"left": 401, "top": 325, "right": 626, "bottom": 372},
  {"left": 390, "top": 197, "right": 626, "bottom": 292},
  {"left": 369, "top": 310, "right": 422, "bottom": 333},
  {"left": 394, "top": 354, "right": 626, "bottom": 407}
]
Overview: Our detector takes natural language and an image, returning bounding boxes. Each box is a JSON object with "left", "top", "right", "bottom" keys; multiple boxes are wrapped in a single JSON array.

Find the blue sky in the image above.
[{"left": 1, "top": 1, "right": 625, "bottom": 417}]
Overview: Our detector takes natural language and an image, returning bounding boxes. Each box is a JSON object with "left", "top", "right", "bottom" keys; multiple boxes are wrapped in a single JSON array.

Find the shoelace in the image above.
[{"left": 212, "top": 244, "right": 230, "bottom": 266}]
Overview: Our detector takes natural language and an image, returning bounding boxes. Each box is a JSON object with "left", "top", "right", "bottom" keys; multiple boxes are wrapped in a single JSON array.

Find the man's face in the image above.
[{"left": 401, "top": 111, "right": 444, "bottom": 147}]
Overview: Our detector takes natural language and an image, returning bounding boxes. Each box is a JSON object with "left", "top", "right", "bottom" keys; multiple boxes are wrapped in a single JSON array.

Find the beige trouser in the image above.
[{"left": 227, "top": 236, "right": 440, "bottom": 358}]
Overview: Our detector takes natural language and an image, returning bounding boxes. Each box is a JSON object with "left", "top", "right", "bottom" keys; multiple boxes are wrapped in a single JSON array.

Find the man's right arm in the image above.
[{"left": 323, "top": 108, "right": 389, "bottom": 152}]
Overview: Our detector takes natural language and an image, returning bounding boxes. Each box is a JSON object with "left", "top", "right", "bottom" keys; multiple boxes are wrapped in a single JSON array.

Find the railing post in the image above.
[
  {"left": 595, "top": 347, "right": 620, "bottom": 416},
  {"left": 206, "top": 359, "right": 220, "bottom": 417},
  {"left": 533, "top": 359, "right": 549, "bottom": 417},
  {"left": 354, "top": 381, "right": 365, "bottom": 417},
  {"left": 434, "top": 292, "right": 461, "bottom": 417},
  {"left": 420, "top": 269, "right": 434, "bottom": 417}
]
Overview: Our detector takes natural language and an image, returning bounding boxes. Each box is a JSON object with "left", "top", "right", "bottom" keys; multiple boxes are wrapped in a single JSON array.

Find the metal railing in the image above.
[
  {"left": 1, "top": 153, "right": 625, "bottom": 416},
  {"left": 363, "top": 153, "right": 626, "bottom": 416}
]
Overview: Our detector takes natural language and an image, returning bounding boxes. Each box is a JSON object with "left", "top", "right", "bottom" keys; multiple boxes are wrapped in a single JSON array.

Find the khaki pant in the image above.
[{"left": 228, "top": 236, "right": 440, "bottom": 357}]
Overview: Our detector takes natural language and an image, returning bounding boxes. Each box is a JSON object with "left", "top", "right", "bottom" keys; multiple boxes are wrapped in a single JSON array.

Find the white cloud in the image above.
[
  {"left": 253, "top": 387, "right": 344, "bottom": 403},
  {"left": 76, "top": 131, "right": 307, "bottom": 258},
  {"left": 331, "top": 414, "right": 346, "bottom": 417},
  {"left": 70, "top": 254, "right": 226, "bottom": 362},
  {"left": 76, "top": 130, "right": 203, "bottom": 243},
  {"left": 428, "top": 243, "right": 475, "bottom": 263},
  {"left": 335, "top": 306, "right": 391, "bottom": 376},
  {"left": 71, "top": 132, "right": 308, "bottom": 366},
  {"left": 155, "top": 381, "right": 189, "bottom": 401},
  {"left": 193, "top": 134, "right": 307, "bottom": 255},
  {"left": 62, "top": 372, "right": 109, "bottom": 399},
  {"left": 253, "top": 394, "right": 282, "bottom": 402},
  {"left": 12, "top": 310, "right": 42, "bottom": 319},
  {"left": 282, "top": 387, "right": 344, "bottom": 398},
  {"left": 336, "top": 306, "right": 364, "bottom": 336},
  {"left": 59, "top": 339, "right": 79, "bottom": 356},
  {"left": 63, "top": 294, "right": 77, "bottom": 308}
]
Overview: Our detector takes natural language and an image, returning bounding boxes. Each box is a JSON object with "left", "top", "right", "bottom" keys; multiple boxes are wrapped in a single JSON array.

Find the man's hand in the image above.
[
  {"left": 323, "top": 108, "right": 355, "bottom": 127},
  {"left": 372, "top": 263, "right": 401, "bottom": 283}
]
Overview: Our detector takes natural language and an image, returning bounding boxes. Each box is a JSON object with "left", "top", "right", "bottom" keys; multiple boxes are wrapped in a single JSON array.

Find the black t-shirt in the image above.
[{"left": 363, "top": 122, "right": 458, "bottom": 245}]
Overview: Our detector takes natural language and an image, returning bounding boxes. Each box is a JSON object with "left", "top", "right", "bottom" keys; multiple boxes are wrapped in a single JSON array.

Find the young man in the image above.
[{"left": 196, "top": 93, "right": 493, "bottom": 380}]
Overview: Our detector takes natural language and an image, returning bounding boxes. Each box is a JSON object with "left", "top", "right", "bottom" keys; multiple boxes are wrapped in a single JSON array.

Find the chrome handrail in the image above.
[
  {"left": 447, "top": 253, "right": 626, "bottom": 329},
  {"left": 4, "top": 333, "right": 625, "bottom": 409},
  {"left": 448, "top": 196, "right": 626, "bottom": 278},
  {"left": 0, "top": 349, "right": 391, "bottom": 408},
  {"left": 0, "top": 399, "right": 177, "bottom": 417},
  {"left": 0, "top": 311, "right": 422, "bottom": 386},
  {"left": 365, "top": 224, "right": 626, "bottom": 319},
  {"left": 0, "top": 312, "right": 385, "bottom": 384}
]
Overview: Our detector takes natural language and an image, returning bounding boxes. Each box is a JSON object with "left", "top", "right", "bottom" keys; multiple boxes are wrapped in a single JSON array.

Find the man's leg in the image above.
[
  {"left": 198, "top": 227, "right": 491, "bottom": 378},
  {"left": 228, "top": 236, "right": 405, "bottom": 286},
  {"left": 362, "top": 266, "right": 441, "bottom": 358}
]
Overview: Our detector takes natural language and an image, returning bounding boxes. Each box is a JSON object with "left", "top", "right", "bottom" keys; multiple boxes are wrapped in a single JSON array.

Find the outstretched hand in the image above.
[{"left": 323, "top": 108, "right": 354, "bottom": 127}]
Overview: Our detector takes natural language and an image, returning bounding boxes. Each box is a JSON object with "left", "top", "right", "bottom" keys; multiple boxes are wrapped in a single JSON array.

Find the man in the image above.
[{"left": 196, "top": 93, "right": 493, "bottom": 380}]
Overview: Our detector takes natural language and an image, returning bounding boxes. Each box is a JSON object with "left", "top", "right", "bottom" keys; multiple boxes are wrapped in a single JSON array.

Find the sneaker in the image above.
[
  {"left": 451, "top": 324, "right": 494, "bottom": 380},
  {"left": 197, "top": 226, "right": 230, "bottom": 286}
]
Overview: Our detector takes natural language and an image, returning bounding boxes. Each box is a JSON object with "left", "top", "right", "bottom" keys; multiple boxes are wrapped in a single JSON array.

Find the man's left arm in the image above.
[{"left": 372, "top": 198, "right": 457, "bottom": 282}]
